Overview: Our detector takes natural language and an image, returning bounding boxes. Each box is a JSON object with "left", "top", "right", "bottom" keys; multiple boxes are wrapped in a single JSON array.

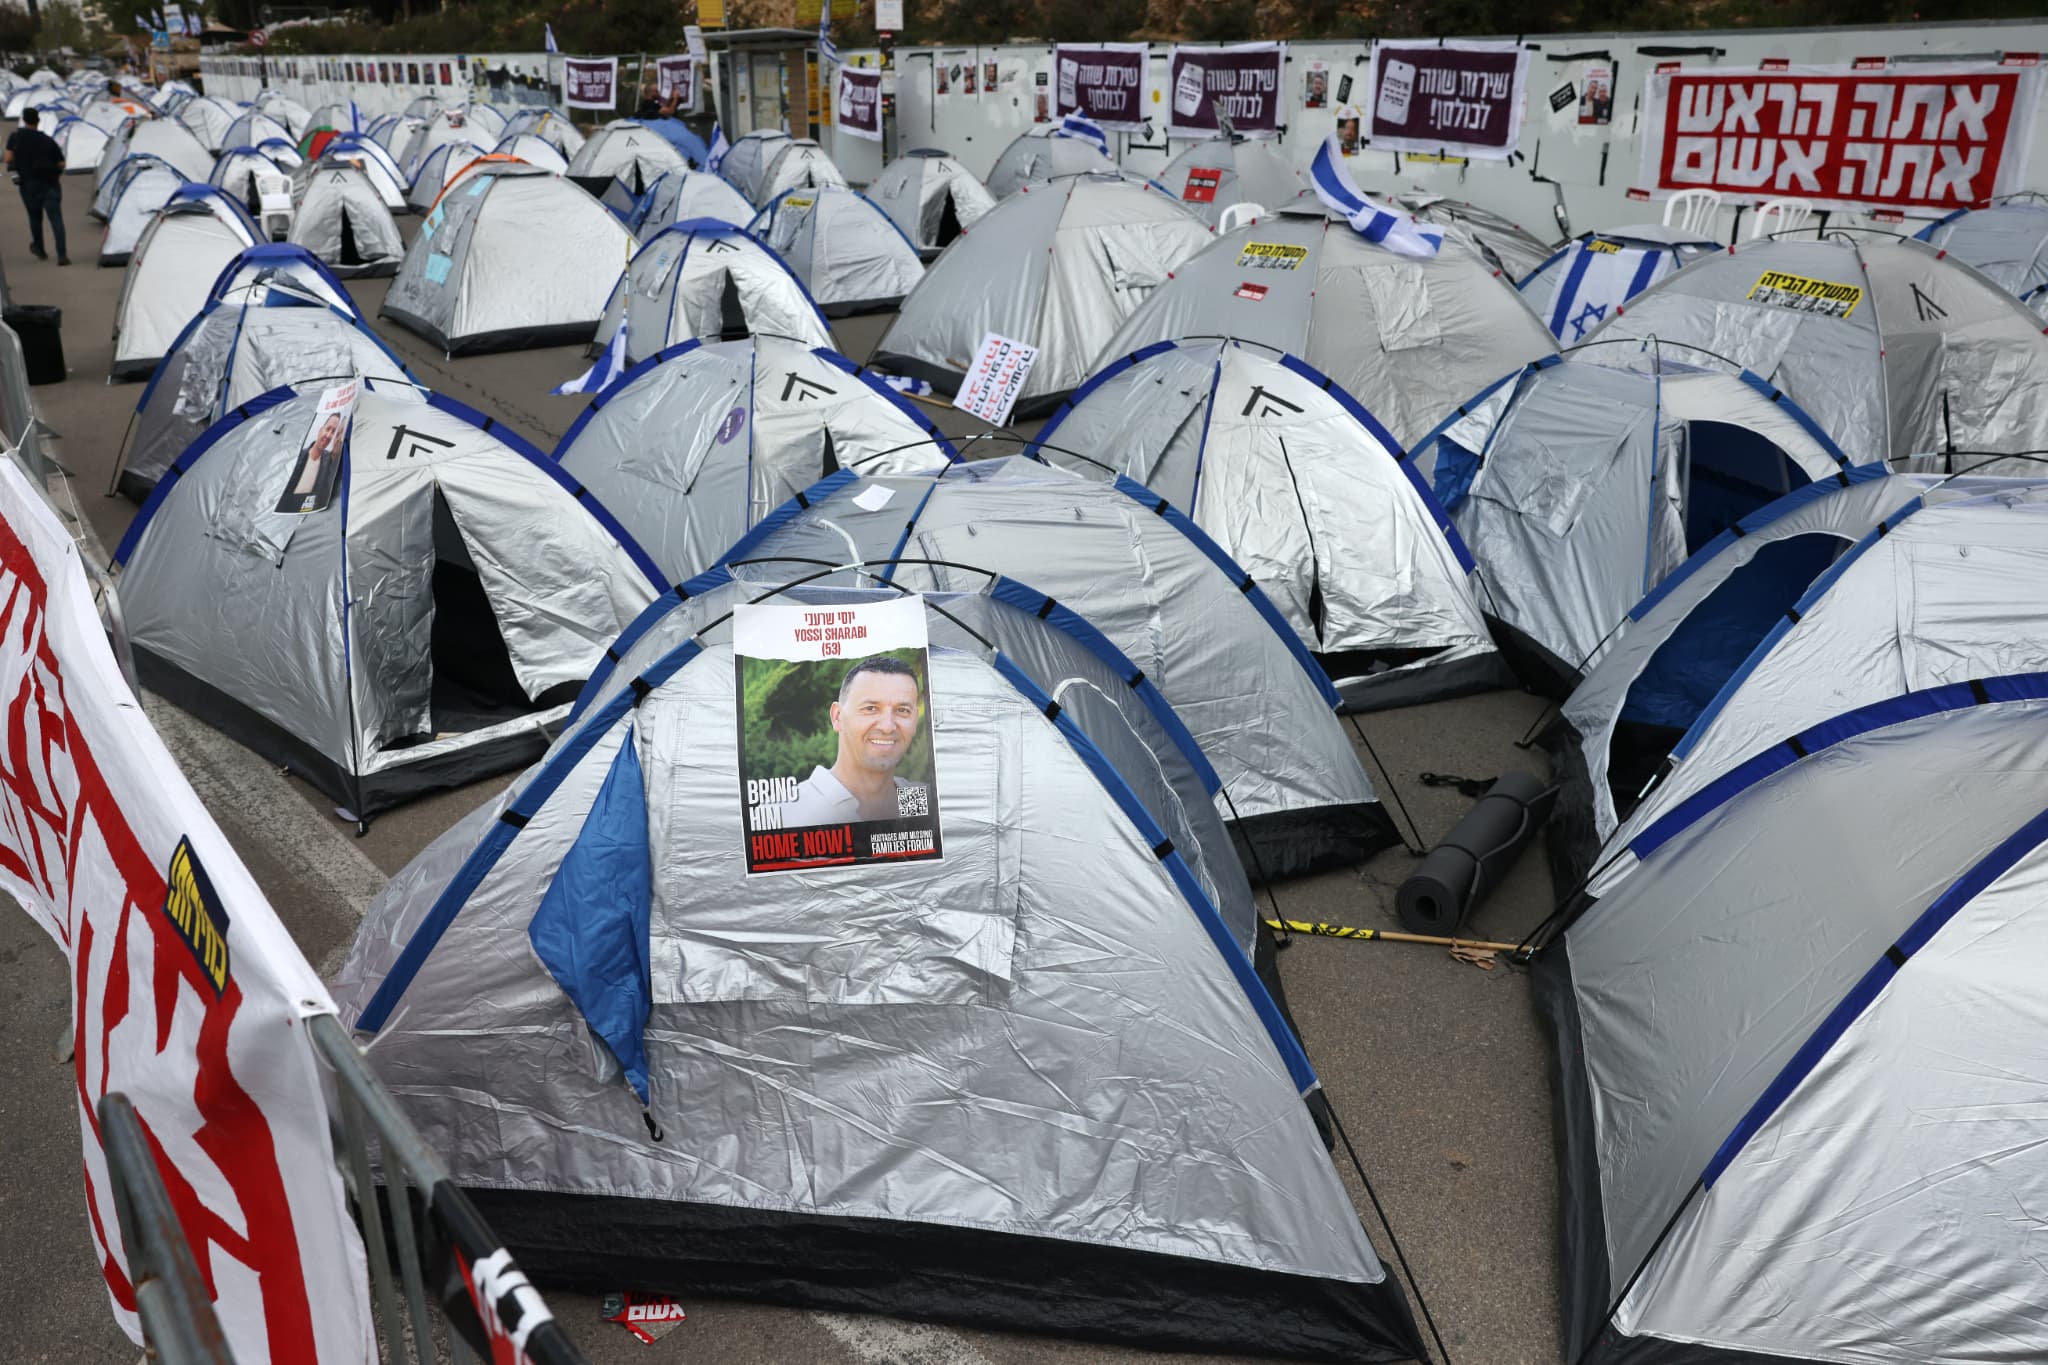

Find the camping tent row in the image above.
[
  {"left": 111, "top": 191, "right": 262, "bottom": 378},
  {"left": 715, "top": 129, "right": 850, "bottom": 205},
  {"left": 593, "top": 220, "right": 832, "bottom": 364}
]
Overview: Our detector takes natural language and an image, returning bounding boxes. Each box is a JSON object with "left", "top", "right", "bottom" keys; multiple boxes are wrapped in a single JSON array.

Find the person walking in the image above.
[{"left": 4, "top": 108, "right": 68, "bottom": 265}]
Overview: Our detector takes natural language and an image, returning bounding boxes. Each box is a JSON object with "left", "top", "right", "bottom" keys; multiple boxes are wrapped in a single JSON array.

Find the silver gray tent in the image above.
[
  {"left": 315, "top": 136, "right": 409, "bottom": 211},
  {"left": 1532, "top": 672, "right": 2048, "bottom": 1365},
  {"left": 92, "top": 153, "right": 175, "bottom": 220},
  {"left": 591, "top": 221, "right": 832, "bottom": 364},
  {"left": 1586, "top": 487, "right": 2048, "bottom": 901},
  {"left": 1916, "top": 198, "right": 2048, "bottom": 311},
  {"left": 221, "top": 109, "right": 292, "bottom": 152},
  {"left": 1517, "top": 224, "right": 1720, "bottom": 343},
  {"left": 1096, "top": 200, "right": 1560, "bottom": 450},
  {"left": 97, "top": 116, "right": 214, "bottom": 185},
  {"left": 1370, "top": 189, "right": 1556, "bottom": 280},
  {"left": 713, "top": 129, "right": 791, "bottom": 203},
  {"left": 724, "top": 456, "right": 1399, "bottom": 874},
  {"left": 173, "top": 94, "right": 240, "bottom": 152},
  {"left": 253, "top": 90, "right": 312, "bottom": 139},
  {"left": 111, "top": 378, "right": 663, "bottom": 818},
  {"left": 628, "top": 167, "right": 756, "bottom": 240},
  {"left": 331, "top": 575, "right": 1424, "bottom": 1362},
  {"left": 96, "top": 161, "right": 187, "bottom": 261},
  {"left": 210, "top": 144, "right": 289, "bottom": 215},
  {"left": 405, "top": 141, "right": 488, "bottom": 212},
  {"left": 1585, "top": 236, "right": 2048, "bottom": 463},
  {"left": 866, "top": 148, "right": 996, "bottom": 257},
  {"left": 289, "top": 162, "right": 405, "bottom": 278},
  {"left": 1155, "top": 138, "right": 1309, "bottom": 226},
  {"left": 207, "top": 241, "right": 358, "bottom": 315},
  {"left": 490, "top": 131, "right": 569, "bottom": 174},
  {"left": 384, "top": 165, "right": 636, "bottom": 354},
  {"left": 52, "top": 115, "right": 111, "bottom": 173},
  {"left": 500, "top": 107, "right": 586, "bottom": 157},
  {"left": 985, "top": 124, "right": 1116, "bottom": 197},
  {"left": 552, "top": 334, "right": 957, "bottom": 579},
  {"left": 398, "top": 107, "right": 493, "bottom": 179},
  {"left": 1029, "top": 339, "right": 1499, "bottom": 708},
  {"left": 370, "top": 113, "right": 426, "bottom": 157},
  {"left": 566, "top": 120, "right": 690, "bottom": 195},
  {"left": 110, "top": 195, "right": 261, "bottom": 377},
  {"left": 1408, "top": 354, "right": 1851, "bottom": 691},
  {"left": 749, "top": 186, "right": 924, "bottom": 316},
  {"left": 871, "top": 173, "right": 1212, "bottom": 417},
  {"left": 749, "top": 137, "right": 849, "bottom": 206}
]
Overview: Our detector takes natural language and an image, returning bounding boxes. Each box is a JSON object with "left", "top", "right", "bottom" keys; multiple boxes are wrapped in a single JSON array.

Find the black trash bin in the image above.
[{"left": 4, "top": 305, "right": 64, "bottom": 385}]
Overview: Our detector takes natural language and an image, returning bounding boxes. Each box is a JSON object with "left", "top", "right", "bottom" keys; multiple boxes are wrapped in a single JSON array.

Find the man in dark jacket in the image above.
[{"left": 3, "top": 108, "right": 68, "bottom": 264}]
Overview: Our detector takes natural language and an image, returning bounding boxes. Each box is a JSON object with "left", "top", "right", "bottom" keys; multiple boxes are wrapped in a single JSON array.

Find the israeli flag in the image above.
[
  {"left": 817, "top": 12, "right": 841, "bottom": 65},
  {"left": 556, "top": 323, "right": 629, "bottom": 396},
  {"left": 1308, "top": 136, "right": 1443, "bottom": 259},
  {"left": 707, "top": 122, "right": 729, "bottom": 172},
  {"left": 882, "top": 374, "right": 932, "bottom": 396},
  {"left": 1055, "top": 114, "right": 1109, "bottom": 153},
  {"left": 544, "top": 22, "right": 559, "bottom": 54},
  {"left": 1528, "top": 238, "right": 1678, "bottom": 342}
]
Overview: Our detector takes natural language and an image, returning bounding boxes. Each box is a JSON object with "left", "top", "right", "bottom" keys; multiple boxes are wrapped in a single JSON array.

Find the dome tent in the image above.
[
  {"left": 1586, "top": 236, "right": 2048, "bottom": 463},
  {"left": 288, "top": 162, "right": 405, "bottom": 278},
  {"left": 1096, "top": 199, "right": 1558, "bottom": 449},
  {"left": 332, "top": 574, "right": 1427, "bottom": 1364},
  {"left": 1915, "top": 196, "right": 2048, "bottom": 306},
  {"left": 490, "top": 131, "right": 568, "bottom": 174},
  {"left": 591, "top": 220, "right": 832, "bottom": 365},
  {"left": 1517, "top": 223, "right": 1720, "bottom": 343},
  {"left": 712, "top": 128, "right": 791, "bottom": 202},
  {"left": 722, "top": 456, "right": 1399, "bottom": 876},
  {"left": 369, "top": 113, "right": 425, "bottom": 157},
  {"left": 114, "top": 284, "right": 413, "bottom": 498},
  {"left": 565, "top": 119, "right": 689, "bottom": 195},
  {"left": 552, "top": 335, "right": 958, "bottom": 581},
  {"left": 748, "top": 137, "right": 849, "bottom": 206},
  {"left": 52, "top": 116, "right": 111, "bottom": 173},
  {"left": 316, "top": 135, "right": 408, "bottom": 211},
  {"left": 206, "top": 241, "right": 358, "bottom": 315},
  {"left": 1029, "top": 339, "right": 1500, "bottom": 709},
  {"left": 92, "top": 153, "right": 175, "bottom": 220},
  {"left": 985, "top": 123, "right": 1116, "bottom": 197},
  {"left": 866, "top": 148, "right": 996, "bottom": 257},
  {"left": 397, "top": 106, "right": 492, "bottom": 178},
  {"left": 404, "top": 141, "right": 489, "bottom": 212},
  {"left": 1375, "top": 189, "right": 1555, "bottom": 280},
  {"left": 173, "top": 94, "right": 240, "bottom": 152},
  {"left": 1155, "top": 137, "right": 1309, "bottom": 226},
  {"left": 96, "top": 162, "right": 188, "bottom": 260},
  {"left": 253, "top": 90, "right": 312, "bottom": 139},
  {"left": 628, "top": 167, "right": 755, "bottom": 239},
  {"left": 871, "top": 174, "right": 1212, "bottom": 418},
  {"left": 98, "top": 117, "right": 214, "bottom": 185},
  {"left": 1531, "top": 674, "right": 2048, "bottom": 1365},
  {"left": 749, "top": 186, "right": 924, "bottom": 316},
  {"left": 383, "top": 165, "right": 635, "bottom": 355},
  {"left": 210, "top": 144, "right": 290, "bottom": 214},
  {"left": 500, "top": 106, "right": 585, "bottom": 158},
  {"left": 111, "top": 378, "right": 663, "bottom": 819},
  {"left": 110, "top": 196, "right": 262, "bottom": 378},
  {"left": 1408, "top": 352, "right": 1852, "bottom": 692}
]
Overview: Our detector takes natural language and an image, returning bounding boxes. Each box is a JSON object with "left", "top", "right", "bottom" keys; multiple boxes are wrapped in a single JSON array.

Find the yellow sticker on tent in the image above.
[
  {"left": 1747, "top": 270, "right": 1863, "bottom": 319},
  {"left": 783, "top": 195, "right": 815, "bottom": 211},
  {"left": 1586, "top": 238, "right": 1623, "bottom": 253},
  {"left": 1237, "top": 242, "right": 1309, "bottom": 271}
]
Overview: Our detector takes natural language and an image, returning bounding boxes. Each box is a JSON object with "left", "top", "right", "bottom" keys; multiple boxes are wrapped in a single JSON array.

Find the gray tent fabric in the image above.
[
  {"left": 405, "top": 141, "right": 488, "bottom": 212},
  {"left": 501, "top": 107, "right": 586, "bottom": 157},
  {"left": 749, "top": 186, "right": 925, "bottom": 316},
  {"left": 398, "top": 107, "right": 493, "bottom": 179},
  {"left": 592, "top": 221, "right": 833, "bottom": 363},
  {"left": 330, "top": 576, "right": 1423, "bottom": 1362},
  {"left": 97, "top": 117, "right": 214, "bottom": 185},
  {"left": 1535, "top": 675, "right": 2048, "bottom": 1364},
  {"left": 53, "top": 116, "right": 111, "bottom": 173},
  {"left": 715, "top": 130, "right": 792, "bottom": 203},
  {"left": 221, "top": 109, "right": 293, "bottom": 152},
  {"left": 871, "top": 174, "right": 1212, "bottom": 415},
  {"left": 253, "top": 90, "right": 312, "bottom": 139},
  {"left": 111, "top": 200, "right": 261, "bottom": 377},
  {"left": 866, "top": 148, "right": 996, "bottom": 257},
  {"left": 384, "top": 166, "right": 636, "bottom": 354},
  {"left": 725, "top": 456, "right": 1397, "bottom": 874},
  {"left": 1096, "top": 202, "right": 1559, "bottom": 449},
  {"left": 1588, "top": 487, "right": 2048, "bottom": 900},
  {"left": 567, "top": 120, "right": 690, "bottom": 195},
  {"left": 1371, "top": 190, "right": 1557, "bottom": 280},
  {"left": 985, "top": 125, "right": 1116, "bottom": 198},
  {"left": 96, "top": 163, "right": 187, "bottom": 261},
  {"left": 316, "top": 137, "right": 409, "bottom": 211},
  {"left": 371, "top": 114, "right": 426, "bottom": 157},
  {"left": 1029, "top": 339, "right": 1499, "bottom": 708},
  {"left": 750, "top": 138, "right": 850, "bottom": 206},
  {"left": 173, "top": 95, "right": 240, "bottom": 152},
  {"left": 491, "top": 131, "right": 569, "bottom": 174},
  {"left": 92, "top": 154, "right": 174, "bottom": 220},
  {"left": 1517, "top": 224, "right": 1720, "bottom": 343},
  {"left": 117, "top": 290, "right": 412, "bottom": 496},
  {"left": 1916, "top": 199, "right": 2048, "bottom": 317},
  {"left": 208, "top": 242, "right": 359, "bottom": 315},
  {"left": 1155, "top": 138, "right": 1309, "bottom": 226},
  {"left": 1410, "top": 354, "right": 1851, "bottom": 690},
  {"left": 111, "top": 378, "right": 662, "bottom": 816},
  {"left": 289, "top": 162, "right": 405, "bottom": 278},
  {"left": 210, "top": 145, "right": 289, "bottom": 214},
  {"left": 629, "top": 168, "right": 756, "bottom": 240},
  {"left": 1586, "top": 237, "right": 2048, "bottom": 464},
  {"left": 553, "top": 334, "right": 957, "bottom": 580}
]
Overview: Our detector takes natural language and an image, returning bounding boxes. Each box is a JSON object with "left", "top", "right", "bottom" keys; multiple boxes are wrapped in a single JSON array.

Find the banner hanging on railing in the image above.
[
  {"left": 0, "top": 459, "right": 371, "bottom": 1363},
  {"left": 655, "top": 54, "right": 696, "bottom": 109},
  {"left": 1638, "top": 62, "right": 2044, "bottom": 211},
  {"left": 1167, "top": 42, "right": 1285, "bottom": 139},
  {"left": 1367, "top": 39, "right": 1528, "bottom": 160},
  {"left": 563, "top": 55, "right": 619, "bottom": 110},
  {"left": 836, "top": 64, "right": 883, "bottom": 140},
  {"left": 1053, "top": 42, "right": 1147, "bottom": 131}
]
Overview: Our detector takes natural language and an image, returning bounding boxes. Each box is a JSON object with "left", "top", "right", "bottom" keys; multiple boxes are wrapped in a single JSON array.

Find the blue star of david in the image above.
[{"left": 1568, "top": 301, "right": 1609, "bottom": 340}]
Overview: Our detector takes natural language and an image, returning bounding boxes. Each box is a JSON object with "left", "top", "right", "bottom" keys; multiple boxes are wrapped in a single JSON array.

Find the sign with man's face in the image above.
[
  {"left": 733, "top": 596, "right": 944, "bottom": 875},
  {"left": 274, "top": 380, "right": 356, "bottom": 515}
]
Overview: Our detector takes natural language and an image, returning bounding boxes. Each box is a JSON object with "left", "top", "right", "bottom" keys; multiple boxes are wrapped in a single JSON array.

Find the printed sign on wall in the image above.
[
  {"left": 1167, "top": 42, "right": 1285, "bottom": 139},
  {"left": 1367, "top": 39, "right": 1528, "bottom": 159}
]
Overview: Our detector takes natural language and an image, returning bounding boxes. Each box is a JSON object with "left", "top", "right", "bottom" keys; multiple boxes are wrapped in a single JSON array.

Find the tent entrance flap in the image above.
[
  {"left": 937, "top": 193, "right": 963, "bottom": 251},
  {"left": 1683, "top": 422, "right": 1815, "bottom": 552}
]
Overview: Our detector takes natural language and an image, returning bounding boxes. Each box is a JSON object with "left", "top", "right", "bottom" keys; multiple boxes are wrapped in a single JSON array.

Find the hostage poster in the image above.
[
  {"left": 275, "top": 379, "right": 355, "bottom": 514},
  {"left": 1054, "top": 42, "right": 1147, "bottom": 130},
  {"left": 1368, "top": 39, "right": 1528, "bottom": 159},
  {"left": 1168, "top": 42, "right": 1285, "bottom": 139},
  {"left": 735, "top": 596, "right": 943, "bottom": 875}
]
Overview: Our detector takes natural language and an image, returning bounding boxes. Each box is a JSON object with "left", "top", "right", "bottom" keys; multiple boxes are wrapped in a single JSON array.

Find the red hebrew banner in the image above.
[{"left": 1640, "top": 64, "right": 2044, "bottom": 212}]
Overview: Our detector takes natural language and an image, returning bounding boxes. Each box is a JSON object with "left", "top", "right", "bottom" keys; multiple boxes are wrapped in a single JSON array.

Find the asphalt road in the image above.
[{"left": 0, "top": 181, "right": 1565, "bottom": 1365}]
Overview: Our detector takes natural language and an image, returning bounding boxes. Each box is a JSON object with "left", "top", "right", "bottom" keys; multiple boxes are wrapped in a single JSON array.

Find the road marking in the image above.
[{"left": 810, "top": 1313, "right": 994, "bottom": 1365}]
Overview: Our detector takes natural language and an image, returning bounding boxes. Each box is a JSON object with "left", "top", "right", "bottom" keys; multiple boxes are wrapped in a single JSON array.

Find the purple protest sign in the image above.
[
  {"left": 836, "top": 65, "right": 883, "bottom": 141},
  {"left": 655, "top": 54, "right": 697, "bottom": 110},
  {"left": 1367, "top": 40, "right": 1528, "bottom": 160},
  {"left": 1167, "top": 42, "right": 1285, "bottom": 139},
  {"left": 1053, "top": 43, "right": 1147, "bottom": 131},
  {"left": 563, "top": 56, "right": 618, "bottom": 111}
]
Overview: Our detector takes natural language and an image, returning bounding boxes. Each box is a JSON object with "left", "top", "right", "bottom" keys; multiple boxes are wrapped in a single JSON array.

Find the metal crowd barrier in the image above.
[{"left": 97, "top": 1093, "right": 236, "bottom": 1365}]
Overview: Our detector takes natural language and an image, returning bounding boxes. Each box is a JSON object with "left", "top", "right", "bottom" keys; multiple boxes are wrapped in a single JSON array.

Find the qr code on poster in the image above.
[{"left": 897, "top": 785, "right": 930, "bottom": 817}]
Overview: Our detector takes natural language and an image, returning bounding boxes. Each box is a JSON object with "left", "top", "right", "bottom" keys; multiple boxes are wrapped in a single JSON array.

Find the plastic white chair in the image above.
[
  {"left": 1749, "top": 196, "right": 1815, "bottom": 240},
  {"left": 1217, "top": 201, "right": 1264, "bottom": 233},
  {"left": 1662, "top": 187, "right": 1722, "bottom": 240},
  {"left": 255, "top": 170, "right": 294, "bottom": 242}
]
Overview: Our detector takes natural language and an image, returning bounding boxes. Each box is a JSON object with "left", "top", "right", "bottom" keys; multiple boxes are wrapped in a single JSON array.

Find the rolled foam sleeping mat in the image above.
[{"left": 1395, "top": 770, "right": 1558, "bottom": 935}]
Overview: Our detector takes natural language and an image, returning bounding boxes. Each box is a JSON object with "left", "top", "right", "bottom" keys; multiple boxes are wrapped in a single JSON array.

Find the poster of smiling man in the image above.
[{"left": 735, "top": 595, "right": 943, "bottom": 875}]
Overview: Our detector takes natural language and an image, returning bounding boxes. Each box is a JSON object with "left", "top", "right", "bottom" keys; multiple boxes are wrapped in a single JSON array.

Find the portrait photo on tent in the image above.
[
  {"left": 735, "top": 596, "right": 943, "bottom": 874},
  {"left": 274, "top": 379, "right": 355, "bottom": 514}
]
